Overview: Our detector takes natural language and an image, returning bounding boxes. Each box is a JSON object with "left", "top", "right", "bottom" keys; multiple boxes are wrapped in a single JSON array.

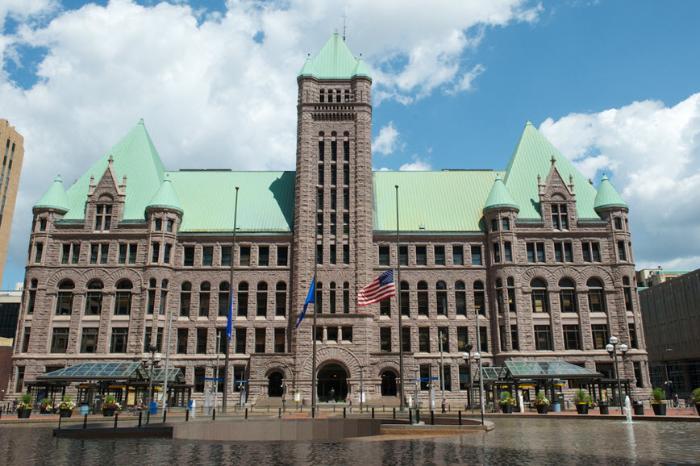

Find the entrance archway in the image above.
[
  {"left": 317, "top": 363, "right": 348, "bottom": 402},
  {"left": 268, "top": 371, "right": 284, "bottom": 397},
  {"left": 380, "top": 370, "right": 398, "bottom": 396}
]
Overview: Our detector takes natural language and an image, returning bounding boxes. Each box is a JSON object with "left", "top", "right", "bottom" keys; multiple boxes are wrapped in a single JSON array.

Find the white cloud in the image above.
[
  {"left": 400, "top": 156, "right": 432, "bottom": 171},
  {"left": 372, "top": 121, "right": 400, "bottom": 156},
  {"left": 540, "top": 93, "right": 700, "bottom": 270},
  {"left": 448, "top": 63, "right": 486, "bottom": 94}
]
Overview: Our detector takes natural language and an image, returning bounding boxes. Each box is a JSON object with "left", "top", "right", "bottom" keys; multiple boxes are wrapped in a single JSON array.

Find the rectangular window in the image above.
[
  {"left": 499, "top": 324, "right": 507, "bottom": 351},
  {"left": 380, "top": 299, "right": 391, "bottom": 316},
  {"left": 456, "top": 327, "right": 468, "bottom": 352},
  {"left": 51, "top": 328, "right": 69, "bottom": 353},
  {"left": 34, "top": 242, "right": 43, "bottom": 263},
  {"left": 71, "top": 243, "right": 80, "bottom": 264},
  {"left": 420, "top": 365, "right": 431, "bottom": 390},
  {"left": 402, "top": 326, "right": 411, "bottom": 352},
  {"left": 491, "top": 218, "right": 499, "bottom": 232},
  {"left": 177, "top": 329, "right": 188, "bottom": 354},
  {"left": 258, "top": 246, "right": 269, "bottom": 266},
  {"left": 343, "top": 188, "right": 349, "bottom": 210},
  {"left": 118, "top": 244, "right": 127, "bottom": 264},
  {"left": 240, "top": 246, "right": 251, "bottom": 266},
  {"left": 327, "top": 326, "right": 338, "bottom": 342},
  {"left": 184, "top": 246, "right": 195, "bottom": 266},
  {"left": 329, "top": 244, "right": 336, "bottom": 264},
  {"left": 163, "top": 243, "right": 172, "bottom": 264},
  {"left": 274, "top": 328, "right": 285, "bottom": 353},
  {"left": 99, "top": 243, "right": 109, "bottom": 264},
  {"left": 617, "top": 240, "right": 627, "bottom": 261},
  {"left": 128, "top": 244, "right": 137, "bottom": 264},
  {"left": 343, "top": 244, "right": 350, "bottom": 265},
  {"left": 21, "top": 327, "right": 30, "bottom": 352},
  {"left": 418, "top": 327, "right": 430, "bottom": 352},
  {"left": 221, "top": 246, "right": 232, "bottom": 266},
  {"left": 62, "top": 244, "right": 70, "bottom": 264},
  {"left": 39, "top": 218, "right": 47, "bottom": 231},
  {"left": 551, "top": 203, "right": 569, "bottom": 230},
  {"left": 380, "top": 327, "right": 391, "bottom": 352},
  {"left": 479, "top": 326, "right": 488, "bottom": 353},
  {"left": 80, "top": 328, "right": 98, "bottom": 353},
  {"left": 94, "top": 204, "right": 112, "bottom": 231},
  {"left": 452, "top": 245, "right": 464, "bottom": 265},
  {"left": 442, "top": 365, "right": 452, "bottom": 391},
  {"left": 459, "top": 365, "right": 470, "bottom": 390},
  {"left": 378, "top": 245, "right": 390, "bottom": 266},
  {"left": 277, "top": 246, "right": 288, "bottom": 266},
  {"left": 196, "top": 328, "right": 208, "bottom": 354},
  {"left": 399, "top": 246, "right": 409, "bottom": 266},
  {"left": 504, "top": 241, "right": 513, "bottom": 262},
  {"left": 471, "top": 245, "right": 482, "bottom": 265},
  {"left": 216, "top": 328, "right": 226, "bottom": 354},
  {"left": 634, "top": 362, "right": 644, "bottom": 388},
  {"left": 110, "top": 328, "right": 128, "bottom": 353},
  {"left": 534, "top": 325, "right": 553, "bottom": 351},
  {"left": 614, "top": 217, "right": 623, "bottom": 230},
  {"left": 592, "top": 324, "right": 609, "bottom": 349},
  {"left": 416, "top": 246, "right": 427, "bottom": 265},
  {"left": 202, "top": 246, "right": 213, "bottom": 266},
  {"left": 434, "top": 245, "right": 445, "bottom": 265},
  {"left": 255, "top": 328, "right": 265, "bottom": 353},
  {"left": 527, "top": 242, "right": 546, "bottom": 263},
  {"left": 501, "top": 218, "right": 510, "bottom": 231},
  {"left": 555, "top": 241, "right": 573, "bottom": 262},
  {"left": 15, "top": 366, "right": 25, "bottom": 393},
  {"left": 316, "top": 244, "right": 323, "bottom": 265},
  {"left": 194, "top": 367, "right": 206, "bottom": 392},
  {"left": 166, "top": 219, "right": 174, "bottom": 232},
  {"left": 342, "top": 326, "right": 353, "bottom": 342},
  {"left": 235, "top": 328, "right": 246, "bottom": 353},
  {"left": 438, "top": 327, "right": 449, "bottom": 351},
  {"left": 493, "top": 242, "right": 501, "bottom": 263},
  {"left": 628, "top": 323, "right": 638, "bottom": 349},
  {"left": 511, "top": 325, "right": 519, "bottom": 351},
  {"left": 563, "top": 325, "right": 581, "bottom": 350}
]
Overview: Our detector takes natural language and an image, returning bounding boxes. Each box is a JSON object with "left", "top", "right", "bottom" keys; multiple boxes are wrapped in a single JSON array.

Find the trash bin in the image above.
[
  {"left": 79, "top": 404, "right": 90, "bottom": 416},
  {"left": 633, "top": 400, "right": 644, "bottom": 416},
  {"left": 551, "top": 394, "right": 563, "bottom": 412},
  {"left": 149, "top": 400, "right": 158, "bottom": 415}
]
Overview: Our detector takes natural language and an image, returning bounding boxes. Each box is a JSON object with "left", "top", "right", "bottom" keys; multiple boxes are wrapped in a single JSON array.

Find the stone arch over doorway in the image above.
[
  {"left": 299, "top": 346, "right": 361, "bottom": 380},
  {"left": 317, "top": 362, "right": 349, "bottom": 402},
  {"left": 380, "top": 369, "right": 398, "bottom": 397},
  {"left": 268, "top": 371, "right": 284, "bottom": 397}
]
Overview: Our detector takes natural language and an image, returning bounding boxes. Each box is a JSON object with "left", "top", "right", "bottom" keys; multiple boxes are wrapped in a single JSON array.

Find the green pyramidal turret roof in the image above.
[
  {"left": 147, "top": 177, "right": 183, "bottom": 214},
  {"left": 594, "top": 175, "right": 627, "bottom": 210},
  {"left": 299, "top": 33, "right": 371, "bottom": 80},
  {"left": 63, "top": 119, "right": 166, "bottom": 221},
  {"left": 484, "top": 174, "right": 519, "bottom": 212},
  {"left": 34, "top": 175, "right": 70, "bottom": 212}
]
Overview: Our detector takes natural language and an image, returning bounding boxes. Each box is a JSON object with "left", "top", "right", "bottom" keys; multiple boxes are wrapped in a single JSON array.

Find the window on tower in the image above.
[{"left": 319, "top": 89, "right": 325, "bottom": 103}]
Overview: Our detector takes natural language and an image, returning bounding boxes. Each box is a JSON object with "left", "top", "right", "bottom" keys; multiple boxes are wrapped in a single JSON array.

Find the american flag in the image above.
[{"left": 357, "top": 270, "right": 396, "bottom": 306}]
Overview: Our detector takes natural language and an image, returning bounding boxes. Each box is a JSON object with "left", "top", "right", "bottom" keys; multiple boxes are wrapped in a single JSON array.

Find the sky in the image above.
[{"left": 1, "top": 0, "right": 700, "bottom": 288}]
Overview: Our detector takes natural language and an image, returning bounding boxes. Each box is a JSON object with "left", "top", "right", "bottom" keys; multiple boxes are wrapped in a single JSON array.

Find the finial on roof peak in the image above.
[
  {"left": 601, "top": 173, "right": 609, "bottom": 181},
  {"left": 138, "top": 118, "right": 144, "bottom": 125},
  {"left": 550, "top": 155, "right": 556, "bottom": 166},
  {"left": 108, "top": 155, "right": 114, "bottom": 164},
  {"left": 54, "top": 174, "right": 63, "bottom": 183}
]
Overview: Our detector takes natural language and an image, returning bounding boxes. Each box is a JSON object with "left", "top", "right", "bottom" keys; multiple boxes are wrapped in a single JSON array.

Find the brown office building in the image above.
[
  {"left": 0, "top": 120, "right": 24, "bottom": 284},
  {"left": 9, "top": 34, "right": 650, "bottom": 407}
]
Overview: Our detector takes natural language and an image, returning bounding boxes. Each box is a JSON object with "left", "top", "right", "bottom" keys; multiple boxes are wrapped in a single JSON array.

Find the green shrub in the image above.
[
  {"left": 499, "top": 391, "right": 516, "bottom": 406},
  {"left": 573, "top": 389, "right": 591, "bottom": 405},
  {"left": 692, "top": 388, "right": 700, "bottom": 404},
  {"left": 534, "top": 392, "right": 550, "bottom": 407},
  {"left": 651, "top": 387, "right": 665, "bottom": 403}
]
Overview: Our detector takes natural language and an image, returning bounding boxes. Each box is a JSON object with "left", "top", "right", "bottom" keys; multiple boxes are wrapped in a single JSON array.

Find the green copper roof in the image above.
[
  {"left": 63, "top": 119, "right": 165, "bottom": 220},
  {"left": 594, "top": 174, "right": 627, "bottom": 210},
  {"left": 484, "top": 174, "right": 519, "bottom": 212},
  {"left": 504, "top": 122, "right": 600, "bottom": 220},
  {"left": 299, "top": 33, "right": 371, "bottom": 80},
  {"left": 34, "top": 175, "right": 70, "bottom": 212},
  {"left": 147, "top": 177, "right": 183, "bottom": 214},
  {"left": 167, "top": 171, "right": 295, "bottom": 233},
  {"left": 373, "top": 170, "right": 503, "bottom": 232}
]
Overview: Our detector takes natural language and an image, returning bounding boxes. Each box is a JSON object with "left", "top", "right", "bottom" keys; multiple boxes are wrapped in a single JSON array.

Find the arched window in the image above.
[
  {"left": 400, "top": 281, "right": 410, "bottom": 316},
  {"left": 559, "top": 278, "right": 577, "bottom": 313},
  {"left": 237, "top": 282, "right": 248, "bottom": 316},
  {"left": 495, "top": 278, "right": 504, "bottom": 314},
  {"left": 318, "top": 132, "right": 325, "bottom": 162},
  {"left": 218, "top": 281, "right": 230, "bottom": 317},
  {"left": 180, "top": 282, "right": 192, "bottom": 317},
  {"left": 507, "top": 277, "right": 517, "bottom": 312},
  {"left": 436, "top": 281, "right": 447, "bottom": 315},
  {"left": 114, "top": 279, "right": 133, "bottom": 315},
  {"left": 256, "top": 282, "right": 268, "bottom": 317},
  {"left": 343, "top": 131, "right": 350, "bottom": 161},
  {"left": 343, "top": 282, "right": 350, "bottom": 314},
  {"left": 56, "top": 279, "right": 74, "bottom": 315},
  {"left": 417, "top": 281, "right": 429, "bottom": 315},
  {"left": 587, "top": 278, "right": 606, "bottom": 313},
  {"left": 531, "top": 278, "right": 549, "bottom": 313},
  {"left": 455, "top": 281, "right": 466, "bottom": 315},
  {"left": 199, "top": 281, "right": 211, "bottom": 317},
  {"left": 622, "top": 276, "right": 633, "bottom": 311},
  {"left": 26, "top": 279, "right": 38, "bottom": 314},
  {"left": 329, "top": 282, "right": 337, "bottom": 314},
  {"left": 316, "top": 282, "right": 323, "bottom": 313},
  {"left": 474, "top": 280, "right": 485, "bottom": 315},
  {"left": 275, "top": 282, "right": 287, "bottom": 317},
  {"left": 85, "top": 279, "right": 103, "bottom": 316}
]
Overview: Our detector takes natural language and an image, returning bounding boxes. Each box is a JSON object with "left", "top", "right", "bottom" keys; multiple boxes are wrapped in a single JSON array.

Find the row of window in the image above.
[
  {"left": 182, "top": 245, "right": 288, "bottom": 267},
  {"left": 530, "top": 276, "right": 635, "bottom": 313},
  {"left": 318, "top": 89, "right": 354, "bottom": 103},
  {"left": 378, "top": 244, "right": 484, "bottom": 267},
  {"left": 529, "top": 323, "right": 639, "bottom": 352}
]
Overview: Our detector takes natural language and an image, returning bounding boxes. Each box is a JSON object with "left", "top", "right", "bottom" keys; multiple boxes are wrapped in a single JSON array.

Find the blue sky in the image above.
[{"left": 1, "top": 0, "right": 700, "bottom": 288}]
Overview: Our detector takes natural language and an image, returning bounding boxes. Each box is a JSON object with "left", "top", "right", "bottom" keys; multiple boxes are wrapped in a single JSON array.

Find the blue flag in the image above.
[
  {"left": 295, "top": 275, "right": 316, "bottom": 329},
  {"left": 226, "top": 289, "right": 235, "bottom": 340}
]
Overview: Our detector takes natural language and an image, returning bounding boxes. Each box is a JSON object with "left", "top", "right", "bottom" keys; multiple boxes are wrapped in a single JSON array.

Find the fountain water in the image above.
[{"left": 624, "top": 396, "right": 633, "bottom": 424}]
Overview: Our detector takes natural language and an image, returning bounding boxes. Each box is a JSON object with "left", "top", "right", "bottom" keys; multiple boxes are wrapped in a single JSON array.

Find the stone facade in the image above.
[{"left": 9, "top": 38, "right": 650, "bottom": 407}]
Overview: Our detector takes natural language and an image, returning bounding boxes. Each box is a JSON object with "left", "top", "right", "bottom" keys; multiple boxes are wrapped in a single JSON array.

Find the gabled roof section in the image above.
[
  {"left": 594, "top": 174, "right": 627, "bottom": 210},
  {"left": 63, "top": 119, "right": 166, "bottom": 221},
  {"left": 484, "top": 174, "right": 519, "bottom": 212},
  {"left": 298, "top": 33, "right": 371, "bottom": 80},
  {"left": 504, "top": 121, "right": 599, "bottom": 220},
  {"left": 147, "top": 176, "right": 183, "bottom": 214},
  {"left": 373, "top": 170, "right": 502, "bottom": 232},
  {"left": 34, "top": 175, "right": 70, "bottom": 212}
]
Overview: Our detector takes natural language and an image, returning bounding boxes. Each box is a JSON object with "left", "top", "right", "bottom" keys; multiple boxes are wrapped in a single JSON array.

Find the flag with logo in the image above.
[
  {"left": 357, "top": 270, "right": 396, "bottom": 306},
  {"left": 295, "top": 275, "right": 316, "bottom": 328}
]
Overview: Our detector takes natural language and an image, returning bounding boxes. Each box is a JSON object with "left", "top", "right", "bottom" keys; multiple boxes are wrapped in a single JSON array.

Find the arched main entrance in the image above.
[
  {"left": 317, "top": 363, "right": 348, "bottom": 402},
  {"left": 380, "top": 370, "right": 398, "bottom": 396},
  {"left": 268, "top": 371, "right": 284, "bottom": 397}
]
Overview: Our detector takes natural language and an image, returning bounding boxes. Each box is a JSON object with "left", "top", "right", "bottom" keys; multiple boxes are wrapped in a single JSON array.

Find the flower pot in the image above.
[
  {"left": 40, "top": 406, "right": 52, "bottom": 414},
  {"left": 17, "top": 408, "right": 32, "bottom": 419},
  {"left": 536, "top": 405, "right": 548, "bottom": 414},
  {"left": 633, "top": 401, "right": 645, "bottom": 416},
  {"left": 60, "top": 409, "right": 73, "bottom": 418},
  {"left": 102, "top": 407, "right": 116, "bottom": 417},
  {"left": 599, "top": 402, "right": 609, "bottom": 415},
  {"left": 500, "top": 404, "right": 513, "bottom": 414},
  {"left": 575, "top": 403, "right": 589, "bottom": 415},
  {"left": 652, "top": 403, "right": 666, "bottom": 416}
]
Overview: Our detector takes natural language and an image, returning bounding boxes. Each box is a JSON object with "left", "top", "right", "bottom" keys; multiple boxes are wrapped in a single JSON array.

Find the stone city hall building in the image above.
[{"left": 10, "top": 34, "right": 649, "bottom": 406}]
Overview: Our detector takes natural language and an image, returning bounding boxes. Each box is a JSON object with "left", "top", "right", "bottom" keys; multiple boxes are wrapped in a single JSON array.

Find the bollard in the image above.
[
  {"left": 408, "top": 409, "right": 413, "bottom": 424},
  {"left": 245, "top": 408, "right": 248, "bottom": 419},
  {"left": 212, "top": 408, "right": 216, "bottom": 421},
  {"left": 393, "top": 407, "right": 396, "bottom": 420},
  {"left": 83, "top": 414, "right": 88, "bottom": 429},
  {"left": 114, "top": 412, "right": 119, "bottom": 429},
  {"left": 186, "top": 409, "right": 190, "bottom": 422},
  {"left": 343, "top": 407, "right": 346, "bottom": 418},
  {"left": 312, "top": 407, "right": 315, "bottom": 418},
  {"left": 383, "top": 405, "right": 385, "bottom": 413},
  {"left": 333, "top": 405, "right": 336, "bottom": 413},
  {"left": 138, "top": 411, "right": 143, "bottom": 428},
  {"left": 459, "top": 410, "right": 462, "bottom": 425},
  {"left": 163, "top": 409, "right": 167, "bottom": 424},
  {"left": 58, "top": 415, "right": 62, "bottom": 430},
  {"left": 371, "top": 407, "right": 375, "bottom": 419},
  {"left": 278, "top": 408, "right": 282, "bottom": 419},
  {"left": 430, "top": 410, "right": 435, "bottom": 425},
  {"left": 416, "top": 409, "right": 421, "bottom": 424}
]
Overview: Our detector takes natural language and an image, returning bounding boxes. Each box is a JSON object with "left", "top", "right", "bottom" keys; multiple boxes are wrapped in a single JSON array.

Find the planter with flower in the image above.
[
  {"left": 58, "top": 396, "right": 75, "bottom": 418},
  {"left": 693, "top": 388, "right": 700, "bottom": 416},
  {"left": 102, "top": 395, "right": 121, "bottom": 417},
  {"left": 39, "top": 398, "right": 53, "bottom": 414},
  {"left": 534, "top": 392, "right": 550, "bottom": 414},
  {"left": 574, "top": 389, "right": 592, "bottom": 415},
  {"left": 17, "top": 393, "right": 33, "bottom": 419},
  {"left": 499, "top": 391, "right": 517, "bottom": 414},
  {"left": 650, "top": 388, "right": 667, "bottom": 416}
]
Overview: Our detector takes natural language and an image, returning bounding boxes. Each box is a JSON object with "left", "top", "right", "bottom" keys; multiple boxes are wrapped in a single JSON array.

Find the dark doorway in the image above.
[
  {"left": 381, "top": 370, "right": 398, "bottom": 396},
  {"left": 317, "top": 363, "right": 348, "bottom": 402},
  {"left": 268, "top": 371, "right": 284, "bottom": 397}
]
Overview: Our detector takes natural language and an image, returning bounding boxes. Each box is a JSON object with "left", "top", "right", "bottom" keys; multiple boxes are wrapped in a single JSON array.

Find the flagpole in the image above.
[
  {"left": 311, "top": 253, "right": 318, "bottom": 416},
  {"left": 395, "top": 185, "right": 405, "bottom": 411},
  {"left": 223, "top": 186, "right": 239, "bottom": 413}
]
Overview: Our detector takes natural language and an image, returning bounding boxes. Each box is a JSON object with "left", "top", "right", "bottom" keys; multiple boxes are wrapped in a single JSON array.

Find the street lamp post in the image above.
[
  {"left": 462, "top": 344, "right": 473, "bottom": 410},
  {"left": 438, "top": 329, "right": 446, "bottom": 413},
  {"left": 146, "top": 344, "right": 157, "bottom": 407},
  {"left": 606, "top": 336, "right": 629, "bottom": 414}
]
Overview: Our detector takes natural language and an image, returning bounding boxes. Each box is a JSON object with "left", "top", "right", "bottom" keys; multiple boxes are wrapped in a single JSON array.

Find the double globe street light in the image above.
[
  {"left": 606, "top": 335, "right": 628, "bottom": 413},
  {"left": 462, "top": 349, "right": 484, "bottom": 425}
]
